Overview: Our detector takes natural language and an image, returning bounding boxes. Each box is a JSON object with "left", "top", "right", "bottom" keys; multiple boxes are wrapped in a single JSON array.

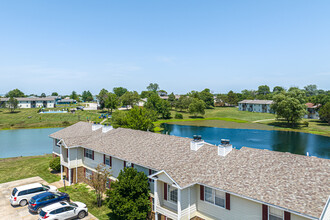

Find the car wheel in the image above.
[
  {"left": 19, "top": 199, "right": 27, "bottom": 206},
  {"left": 37, "top": 207, "right": 42, "bottom": 214},
  {"left": 78, "top": 211, "right": 86, "bottom": 219}
]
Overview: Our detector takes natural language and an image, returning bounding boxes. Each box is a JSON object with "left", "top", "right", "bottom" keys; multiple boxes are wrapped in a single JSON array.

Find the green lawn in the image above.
[
  {"left": 59, "top": 184, "right": 112, "bottom": 220},
  {"left": 0, "top": 155, "right": 60, "bottom": 184},
  {"left": 0, "top": 107, "right": 104, "bottom": 130}
]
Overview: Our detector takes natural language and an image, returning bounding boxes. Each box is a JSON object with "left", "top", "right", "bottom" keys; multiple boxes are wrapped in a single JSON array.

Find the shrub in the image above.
[
  {"left": 302, "top": 121, "right": 309, "bottom": 127},
  {"left": 49, "top": 157, "right": 61, "bottom": 172},
  {"left": 175, "top": 113, "right": 183, "bottom": 119},
  {"left": 62, "top": 121, "right": 70, "bottom": 126}
]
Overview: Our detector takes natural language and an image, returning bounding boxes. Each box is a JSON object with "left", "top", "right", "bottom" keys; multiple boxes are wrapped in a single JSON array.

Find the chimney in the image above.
[
  {"left": 92, "top": 122, "right": 102, "bottom": 131},
  {"left": 218, "top": 139, "right": 232, "bottom": 156},
  {"left": 190, "top": 135, "right": 204, "bottom": 151},
  {"left": 102, "top": 124, "right": 113, "bottom": 133}
]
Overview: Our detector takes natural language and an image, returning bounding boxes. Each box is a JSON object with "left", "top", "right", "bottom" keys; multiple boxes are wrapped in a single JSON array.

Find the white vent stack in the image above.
[
  {"left": 190, "top": 135, "right": 204, "bottom": 151},
  {"left": 218, "top": 139, "right": 233, "bottom": 156},
  {"left": 102, "top": 124, "right": 113, "bottom": 133},
  {"left": 92, "top": 123, "right": 103, "bottom": 131}
]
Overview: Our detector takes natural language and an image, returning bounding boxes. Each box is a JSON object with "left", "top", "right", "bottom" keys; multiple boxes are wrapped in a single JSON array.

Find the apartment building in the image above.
[
  {"left": 0, "top": 96, "right": 58, "bottom": 108},
  {"left": 50, "top": 122, "right": 330, "bottom": 220},
  {"left": 238, "top": 100, "right": 274, "bottom": 113}
]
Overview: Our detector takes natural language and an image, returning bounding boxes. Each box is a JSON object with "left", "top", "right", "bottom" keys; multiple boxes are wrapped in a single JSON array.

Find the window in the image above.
[
  {"left": 269, "top": 207, "right": 283, "bottom": 220},
  {"left": 204, "top": 186, "right": 225, "bottom": 208},
  {"left": 167, "top": 185, "right": 178, "bottom": 203},
  {"left": 105, "top": 156, "right": 111, "bottom": 166},
  {"left": 85, "top": 149, "right": 93, "bottom": 159},
  {"left": 85, "top": 169, "right": 93, "bottom": 180}
]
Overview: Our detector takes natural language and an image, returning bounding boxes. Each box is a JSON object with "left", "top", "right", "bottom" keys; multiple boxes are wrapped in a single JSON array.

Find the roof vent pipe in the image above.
[
  {"left": 218, "top": 139, "right": 232, "bottom": 156},
  {"left": 191, "top": 135, "right": 204, "bottom": 151}
]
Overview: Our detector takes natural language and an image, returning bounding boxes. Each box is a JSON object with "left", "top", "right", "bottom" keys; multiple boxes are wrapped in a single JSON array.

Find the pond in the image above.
[
  {"left": 0, "top": 128, "right": 62, "bottom": 158},
  {"left": 162, "top": 124, "right": 330, "bottom": 159}
]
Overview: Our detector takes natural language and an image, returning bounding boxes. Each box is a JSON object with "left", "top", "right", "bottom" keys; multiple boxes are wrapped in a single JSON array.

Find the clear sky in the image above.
[{"left": 0, "top": 0, "right": 329, "bottom": 95}]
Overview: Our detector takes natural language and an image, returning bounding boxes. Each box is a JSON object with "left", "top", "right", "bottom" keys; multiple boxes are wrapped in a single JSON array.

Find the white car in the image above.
[
  {"left": 10, "top": 183, "right": 57, "bottom": 206},
  {"left": 39, "top": 201, "right": 88, "bottom": 220}
]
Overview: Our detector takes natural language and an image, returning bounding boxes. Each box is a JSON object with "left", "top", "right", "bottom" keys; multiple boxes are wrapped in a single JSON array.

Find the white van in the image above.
[{"left": 10, "top": 183, "right": 57, "bottom": 206}]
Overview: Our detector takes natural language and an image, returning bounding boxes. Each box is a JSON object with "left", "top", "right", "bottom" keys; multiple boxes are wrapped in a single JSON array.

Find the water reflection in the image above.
[{"left": 162, "top": 124, "right": 330, "bottom": 159}]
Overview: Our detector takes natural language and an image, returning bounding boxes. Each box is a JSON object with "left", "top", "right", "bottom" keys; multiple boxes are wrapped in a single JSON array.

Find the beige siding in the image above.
[
  {"left": 196, "top": 185, "right": 262, "bottom": 220},
  {"left": 52, "top": 138, "right": 60, "bottom": 155},
  {"left": 291, "top": 213, "right": 310, "bottom": 220}
]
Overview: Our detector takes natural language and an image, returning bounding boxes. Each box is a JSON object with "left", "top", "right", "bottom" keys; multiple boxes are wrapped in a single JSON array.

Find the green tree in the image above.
[
  {"left": 199, "top": 88, "right": 214, "bottom": 108},
  {"left": 121, "top": 91, "right": 140, "bottom": 109},
  {"left": 158, "top": 89, "right": 167, "bottom": 96},
  {"left": 241, "top": 89, "right": 256, "bottom": 100},
  {"left": 82, "top": 90, "right": 93, "bottom": 102},
  {"left": 304, "top": 84, "right": 318, "bottom": 97},
  {"left": 8, "top": 96, "right": 18, "bottom": 112},
  {"left": 271, "top": 91, "right": 307, "bottom": 127},
  {"left": 107, "top": 167, "right": 150, "bottom": 220},
  {"left": 188, "top": 98, "right": 206, "bottom": 117},
  {"left": 175, "top": 95, "right": 192, "bottom": 111},
  {"left": 147, "top": 83, "right": 159, "bottom": 92},
  {"left": 215, "top": 94, "right": 227, "bottom": 106},
  {"left": 319, "top": 102, "right": 330, "bottom": 125},
  {"left": 112, "top": 106, "right": 157, "bottom": 131},
  {"left": 167, "top": 92, "right": 176, "bottom": 108},
  {"left": 104, "top": 93, "right": 120, "bottom": 114},
  {"left": 49, "top": 157, "right": 61, "bottom": 172},
  {"left": 273, "top": 86, "right": 285, "bottom": 93},
  {"left": 258, "top": 85, "right": 270, "bottom": 95},
  {"left": 51, "top": 92, "right": 59, "bottom": 96},
  {"left": 226, "top": 90, "right": 239, "bottom": 105},
  {"left": 5, "top": 89, "right": 25, "bottom": 97},
  {"left": 113, "top": 87, "right": 128, "bottom": 97},
  {"left": 140, "top": 91, "right": 156, "bottom": 99},
  {"left": 70, "top": 91, "right": 79, "bottom": 101},
  {"left": 97, "top": 88, "right": 109, "bottom": 109},
  {"left": 40, "top": 93, "right": 46, "bottom": 97},
  {"left": 187, "top": 90, "right": 200, "bottom": 99},
  {"left": 157, "top": 99, "right": 171, "bottom": 119}
]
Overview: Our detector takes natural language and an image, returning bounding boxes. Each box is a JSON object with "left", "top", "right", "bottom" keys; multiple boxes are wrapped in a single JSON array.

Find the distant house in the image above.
[
  {"left": 238, "top": 100, "right": 274, "bottom": 113},
  {"left": 159, "top": 95, "right": 181, "bottom": 100},
  {"left": 57, "top": 98, "right": 77, "bottom": 105},
  {"left": 0, "top": 96, "right": 57, "bottom": 108},
  {"left": 138, "top": 98, "right": 147, "bottom": 107},
  {"left": 304, "top": 103, "right": 320, "bottom": 119}
]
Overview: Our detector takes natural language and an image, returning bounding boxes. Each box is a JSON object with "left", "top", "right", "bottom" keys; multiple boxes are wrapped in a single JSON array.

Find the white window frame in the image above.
[
  {"left": 204, "top": 186, "right": 225, "bottom": 208},
  {"left": 268, "top": 206, "right": 284, "bottom": 220},
  {"left": 85, "top": 169, "right": 92, "bottom": 180},
  {"left": 85, "top": 149, "right": 93, "bottom": 159},
  {"left": 167, "top": 185, "right": 178, "bottom": 204}
]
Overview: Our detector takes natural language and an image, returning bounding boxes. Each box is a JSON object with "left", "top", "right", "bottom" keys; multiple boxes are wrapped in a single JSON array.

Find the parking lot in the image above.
[{"left": 0, "top": 176, "right": 97, "bottom": 220}]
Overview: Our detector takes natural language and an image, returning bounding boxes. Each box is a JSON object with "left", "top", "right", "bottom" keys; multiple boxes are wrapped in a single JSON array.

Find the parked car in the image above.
[
  {"left": 28, "top": 192, "right": 70, "bottom": 213},
  {"left": 9, "top": 183, "right": 57, "bottom": 206},
  {"left": 39, "top": 201, "right": 88, "bottom": 220}
]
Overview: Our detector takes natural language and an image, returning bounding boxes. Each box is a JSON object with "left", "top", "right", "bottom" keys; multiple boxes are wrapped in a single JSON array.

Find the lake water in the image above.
[
  {"left": 162, "top": 124, "right": 330, "bottom": 159},
  {"left": 0, "top": 128, "right": 62, "bottom": 158}
]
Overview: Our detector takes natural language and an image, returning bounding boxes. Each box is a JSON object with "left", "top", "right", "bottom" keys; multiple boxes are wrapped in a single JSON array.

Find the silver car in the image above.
[
  {"left": 39, "top": 201, "right": 88, "bottom": 220},
  {"left": 10, "top": 183, "right": 57, "bottom": 206}
]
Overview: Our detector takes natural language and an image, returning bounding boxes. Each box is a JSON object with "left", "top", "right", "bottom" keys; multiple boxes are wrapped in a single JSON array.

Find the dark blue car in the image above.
[{"left": 28, "top": 191, "right": 69, "bottom": 213}]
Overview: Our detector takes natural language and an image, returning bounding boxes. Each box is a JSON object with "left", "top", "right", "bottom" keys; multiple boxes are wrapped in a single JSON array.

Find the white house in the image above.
[
  {"left": 238, "top": 100, "right": 274, "bottom": 113},
  {"left": 50, "top": 122, "right": 330, "bottom": 220},
  {"left": 0, "top": 96, "right": 57, "bottom": 108}
]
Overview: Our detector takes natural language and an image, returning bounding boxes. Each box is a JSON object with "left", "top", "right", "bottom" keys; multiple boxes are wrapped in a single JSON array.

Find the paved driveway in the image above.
[{"left": 0, "top": 176, "right": 97, "bottom": 220}]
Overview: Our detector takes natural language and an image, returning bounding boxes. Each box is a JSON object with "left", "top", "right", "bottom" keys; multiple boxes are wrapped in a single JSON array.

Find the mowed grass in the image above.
[
  {"left": 0, "top": 155, "right": 60, "bottom": 184},
  {"left": 59, "top": 184, "right": 112, "bottom": 220},
  {"left": 169, "top": 107, "right": 275, "bottom": 122},
  {"left": 0, "top": 107, "right": 103, "bottom": 130}
]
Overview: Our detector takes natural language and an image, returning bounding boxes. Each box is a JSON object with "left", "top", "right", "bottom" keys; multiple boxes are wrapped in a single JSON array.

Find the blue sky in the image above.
[{"left": 0, "top": 0, "right": 329, "bottom": 95}]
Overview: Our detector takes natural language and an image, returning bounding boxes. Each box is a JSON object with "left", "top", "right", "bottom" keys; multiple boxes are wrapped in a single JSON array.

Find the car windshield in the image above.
[
  {"left": 12, "top": 188, "right": 18, "bottom": 196},
  {"left": 69, "top": 202, "right": 78, "bottom": 207},
  {"left": 39, "top": 210, "right": 47, "bottom": 217}
]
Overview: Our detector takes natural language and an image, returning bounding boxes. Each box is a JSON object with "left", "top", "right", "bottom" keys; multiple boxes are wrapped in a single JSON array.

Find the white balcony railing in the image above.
[{"left": 157, "top": 205, "right": 178, "bottom": 220}]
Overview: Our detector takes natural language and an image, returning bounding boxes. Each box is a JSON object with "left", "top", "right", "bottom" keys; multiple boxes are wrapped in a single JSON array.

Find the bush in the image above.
[
  {"left": 175, "top": 113, "right": 183, "bottom": 119},
  {"left": 49, "top": 157, "right": 61, "bottom": 172},
  {"left": 302, "top": 121, "right": 309, "bottom": 127},
  {"left": 62, "top": 121, "right": 70, "bottom": 126}
]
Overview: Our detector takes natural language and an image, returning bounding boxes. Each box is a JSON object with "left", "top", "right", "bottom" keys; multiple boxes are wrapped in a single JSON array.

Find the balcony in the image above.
[{"left": 156, "top": 205, "right": 178, "bottom": 219}]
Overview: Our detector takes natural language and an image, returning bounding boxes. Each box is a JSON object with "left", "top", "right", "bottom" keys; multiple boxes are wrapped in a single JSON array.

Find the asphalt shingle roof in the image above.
[
  {"left": 50, "top": 122, "right": 330, "bottom": 218},
  {"left": 238, "top": 100, "right": 274, "bottom": 105}
]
